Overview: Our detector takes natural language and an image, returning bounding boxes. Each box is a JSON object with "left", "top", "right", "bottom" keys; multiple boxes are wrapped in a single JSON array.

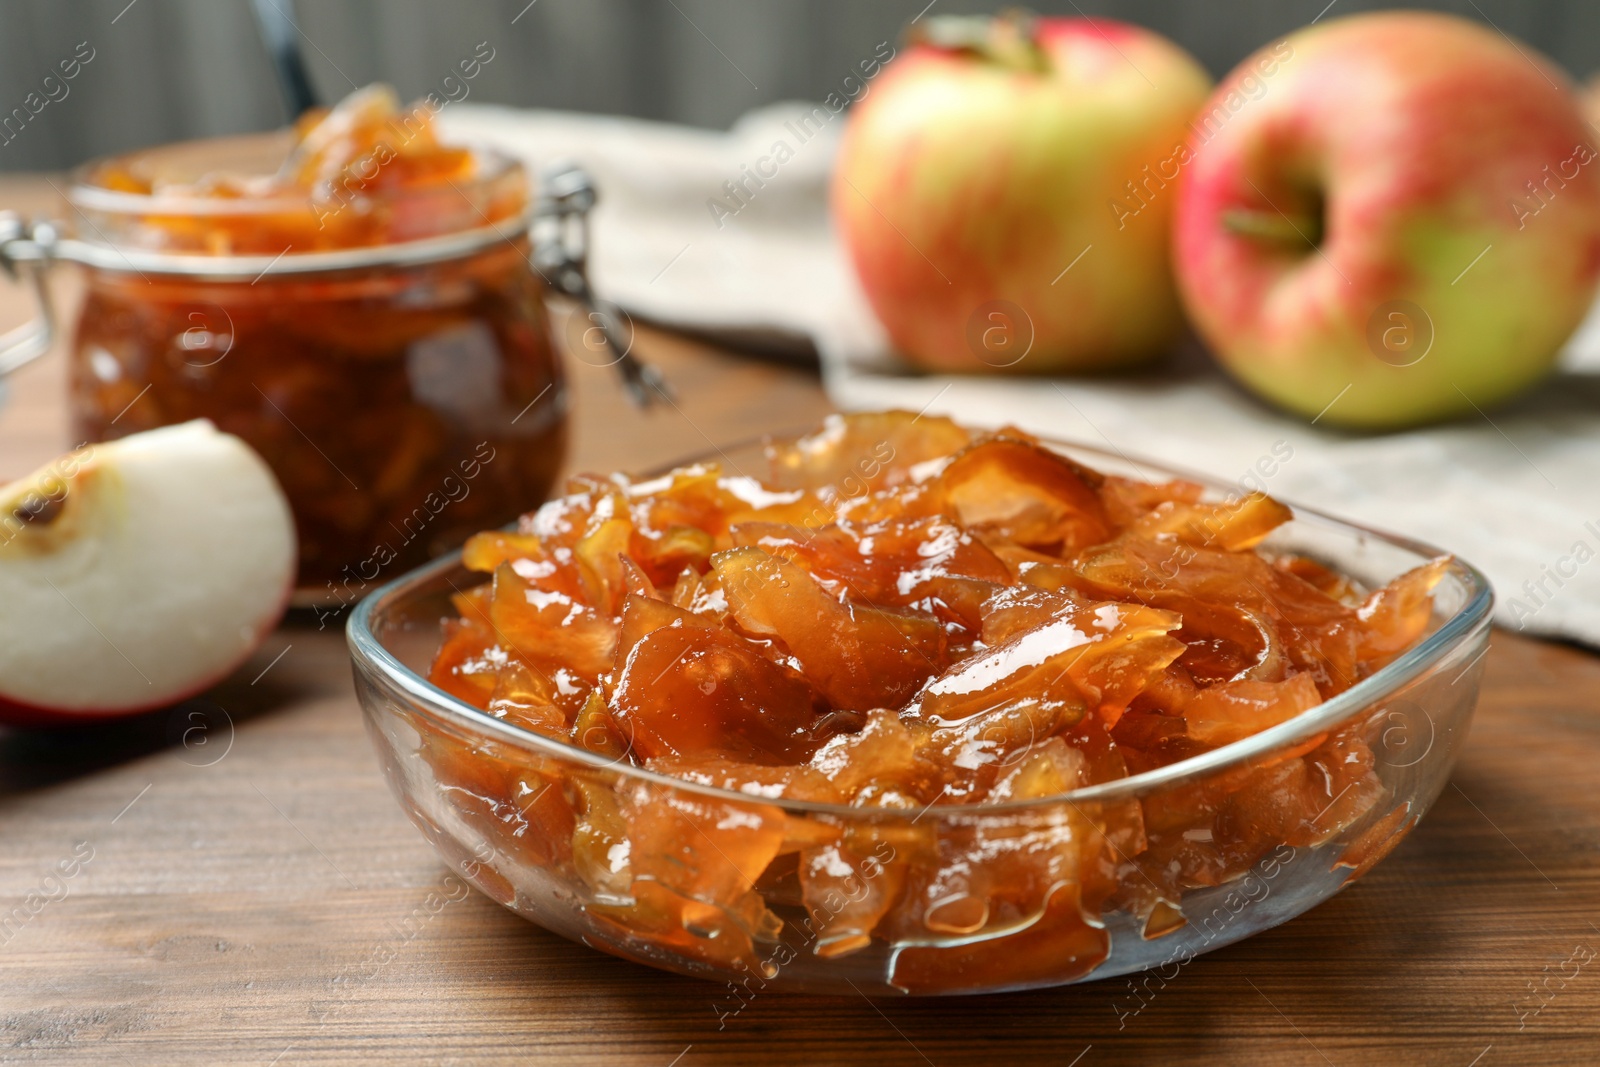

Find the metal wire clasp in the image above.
[
  {"left": 535, "top": 163, "right": 673, "bottom": 408},
  {"left": 0, "top": 212, "right": 58, "bottom": 379}
]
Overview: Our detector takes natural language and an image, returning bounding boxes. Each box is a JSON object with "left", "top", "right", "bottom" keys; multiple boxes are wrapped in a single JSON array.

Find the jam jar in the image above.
[{"left": 3, "top": 89, "right": 603, "bottom": 603}]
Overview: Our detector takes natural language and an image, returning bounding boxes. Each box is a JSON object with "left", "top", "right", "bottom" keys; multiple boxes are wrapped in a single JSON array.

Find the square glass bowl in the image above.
[{"left": 347, "top": 436, "right": 1492, "bottom": 996}]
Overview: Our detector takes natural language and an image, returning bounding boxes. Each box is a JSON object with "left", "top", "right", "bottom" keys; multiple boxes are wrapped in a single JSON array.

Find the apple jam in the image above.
[
  {"left": 423, "top": 412, "right": 1446, "bottom": 990},
  {"left": 67, "top": 87, "right": 566, "bottom": 595}
]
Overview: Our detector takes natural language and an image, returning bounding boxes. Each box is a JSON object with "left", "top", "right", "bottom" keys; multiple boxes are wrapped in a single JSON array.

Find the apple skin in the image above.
[
  {"left": 833, "top": 16, "right": 1212, "bottom": 373},
  {"left": 1173, "top": 11, "right": 1600, "bottom": 429},
  {"left": 0, "top": 421, "right": 296, "bottom": 725}
]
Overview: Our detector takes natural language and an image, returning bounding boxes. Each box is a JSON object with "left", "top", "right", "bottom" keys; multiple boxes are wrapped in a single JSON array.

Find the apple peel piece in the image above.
[{"left": 0, "top": 420, "right": 295, "bottom": 721}]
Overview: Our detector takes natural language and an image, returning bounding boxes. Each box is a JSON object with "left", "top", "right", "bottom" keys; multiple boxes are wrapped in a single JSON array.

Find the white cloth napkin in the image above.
[{"left": 442, "top": 103, "right": 1600, "bottom": 647}]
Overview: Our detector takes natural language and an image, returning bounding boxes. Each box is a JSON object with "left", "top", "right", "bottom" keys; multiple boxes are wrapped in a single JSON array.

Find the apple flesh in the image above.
[
  {"left": 834, "top": 13, "right": 1211, "bottom": 373},
  {"left": 1173, "top": 11, "right": 1600, "bottom": 428},
  {"left": 0, "top": 421, "right": 295, "bottom": 723}
]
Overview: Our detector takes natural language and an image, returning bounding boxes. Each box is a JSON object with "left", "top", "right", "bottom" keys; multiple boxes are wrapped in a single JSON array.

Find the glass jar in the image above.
[{"left": 0, "top": 131, "right": 593, "bottom": 603}]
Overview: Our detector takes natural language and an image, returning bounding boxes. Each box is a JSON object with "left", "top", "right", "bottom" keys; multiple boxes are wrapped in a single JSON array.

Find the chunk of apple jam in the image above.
[
  {"left": 423, "top": 411, "right": 1450, "bottom": 986},
  {"left": 612, "top": 622, "right": 826, "bottom": 764},
  {"left": 715, "top": 546, "right": 951, "bottom": 711}
]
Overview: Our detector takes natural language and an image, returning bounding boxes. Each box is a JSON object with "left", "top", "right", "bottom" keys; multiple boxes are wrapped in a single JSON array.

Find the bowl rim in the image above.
[{"left": 346, "top": 432, "right": 1494, "bottom": 816}]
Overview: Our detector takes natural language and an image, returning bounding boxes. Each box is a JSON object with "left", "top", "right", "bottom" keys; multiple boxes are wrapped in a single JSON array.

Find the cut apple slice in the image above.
[{"left": 0, "top": 420, "right": 296, "bottom": 722}]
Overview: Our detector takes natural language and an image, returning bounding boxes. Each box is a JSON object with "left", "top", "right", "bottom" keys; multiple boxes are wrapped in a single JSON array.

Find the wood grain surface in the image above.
[{"left": 2, "top": 177, "right": 1599, "bottom": 1066}]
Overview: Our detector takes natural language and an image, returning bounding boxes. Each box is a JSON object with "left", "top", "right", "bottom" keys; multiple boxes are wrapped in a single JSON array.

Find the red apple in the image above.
[
  {"left": 834, "top": 13, "right": 1211, "bottom": 373},
  {"left": 0, "top": 421, "right": 296, "bottom": 724},
  {"left": 1173, "top": 11, "right": 1600, "bottom": 428}
]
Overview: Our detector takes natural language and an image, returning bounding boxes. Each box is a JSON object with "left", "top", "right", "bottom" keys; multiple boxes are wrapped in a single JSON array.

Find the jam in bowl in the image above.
[{"left": 348, "top": 413, "right": 1492, "bottom": 995}]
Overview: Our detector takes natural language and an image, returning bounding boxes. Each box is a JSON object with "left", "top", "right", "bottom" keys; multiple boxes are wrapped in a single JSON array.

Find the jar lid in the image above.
[{"left": 21, "top": 212, "right": 534, "bottom": 280}]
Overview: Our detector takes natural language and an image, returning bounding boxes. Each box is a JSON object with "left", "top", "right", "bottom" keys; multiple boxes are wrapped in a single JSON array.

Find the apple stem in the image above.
[
  {"left": 1221, "top": 207, "right": 1324, "bottom": 249},
  {"left": 913, "top": 9, "right": 1049, "bottom": 74}
]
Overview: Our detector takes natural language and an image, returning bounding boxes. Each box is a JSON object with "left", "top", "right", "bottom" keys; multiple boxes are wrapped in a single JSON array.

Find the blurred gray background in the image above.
[{"left": 2, "top": 0, "right": 1598, "bottom": 172}]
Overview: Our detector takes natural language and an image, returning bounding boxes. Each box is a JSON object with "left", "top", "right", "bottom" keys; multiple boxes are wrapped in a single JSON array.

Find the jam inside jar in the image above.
[{"left": 64, "top": 88, "right": 567, "bottom": 601}]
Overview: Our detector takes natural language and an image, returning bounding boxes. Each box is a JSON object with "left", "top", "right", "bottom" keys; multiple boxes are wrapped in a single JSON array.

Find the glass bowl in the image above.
[{"left": 346, "top": 435, "right": 1493, "bottom": 997}]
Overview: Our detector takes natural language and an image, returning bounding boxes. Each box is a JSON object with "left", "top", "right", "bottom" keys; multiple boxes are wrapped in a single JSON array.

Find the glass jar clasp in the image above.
[
  {"left": 535, "top": 163, "right": 673, "bottom": 408},
  {"left": 0, "top": 212, "right": 58, "bottom": 380}
]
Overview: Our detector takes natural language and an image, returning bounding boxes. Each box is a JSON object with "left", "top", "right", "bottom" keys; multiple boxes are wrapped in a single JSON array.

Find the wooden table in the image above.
[{"left": 3, "top": 180, "right": 1600, "bottom": 1067}]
